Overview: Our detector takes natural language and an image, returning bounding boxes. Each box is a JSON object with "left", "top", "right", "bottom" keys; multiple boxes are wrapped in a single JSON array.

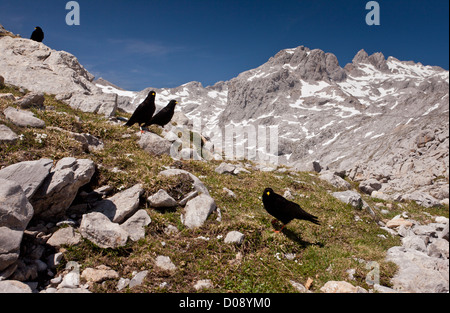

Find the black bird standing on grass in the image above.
[
  {"left": 147, "top": 100, "right": 178, "bottom": 128},
  {"left": 125, "top": 91, "right": 157, "bottom": 132},
  {"left": 262, "top": 188, "right": 320, "bottom": 233},
  {"left": 30, "top": 26, "right": 44, "bottom": 42}
]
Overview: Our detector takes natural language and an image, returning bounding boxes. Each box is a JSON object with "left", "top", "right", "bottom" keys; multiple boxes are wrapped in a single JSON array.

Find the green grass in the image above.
[{"left": 1, "top": 89, "right": 448, "bottom": 293}]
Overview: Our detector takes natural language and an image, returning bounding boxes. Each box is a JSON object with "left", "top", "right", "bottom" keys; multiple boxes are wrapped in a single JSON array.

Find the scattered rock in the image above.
[
  {"left": 319, "top": 171, "right": 351, "bottom": 190},
  {"left": 193, "top": 279, "right": 213, "bottom": 291},
  {"left": 30, "top": 158, "right": 95, "bottom": 220},
  {"left": 14, "top": 92, "right": 45, "bottom": 109},
  {"left": 0, "top": 124, "right": 18, "bottom": 143},
  {"left": 159, "top": 169, "right": 210, "bottom": 196},
  {"left": 224, "top": 231, "right": 245, "bottom": 245},
  {"left": 223, "top": 187, "right": 237, "bottom": 199},
  {"left": 147, "top": 189, "right": 178, "bottom": 208},
  {"left": 386, "top": 217, "right": 413, "bottom": 229},
  {"left": 181, "top": 194, "right": 217, "bottom": 229},
  {"left": 0, "top": 280, "right": 32, "bottom": 293},
  {"left": 129, "top": 270, "right": 148, "bottom": 288},
  {"left": 81, "top": 265, "right": 119, "bottom": 284},
  {"left": 79, "top": 212, "right": 129, "bottom": 249},
  {"left": 93, "top": 184, "right": 144, "bottom": 224},
  {"left": 46, "top": 226, "right": 82, "bottom": 248},
  {"left": 3, "top": 107, "right": 45, "bottom": 128},
  {"left": 155, "top": 256, "right": 176, "bottom": 271},
  {"left": 215, "top": 162, "right": 236, "bottom": 175},
  {"left": 120, "top": 210, "right": 151, "bottom": 242},
  {"left": 289, "top": 280, "right": 311, "bottom": 293},
  {"left": 0, "top": 158, "right": 53, "bottom": 199},
  {"left": 331, "top": 190, "right": 363, "bottom": 209},
  {"left": 116, "top": 277, "right": 130, "bottom": 291},
  {"left": 0, "top": 179, "right": 34, "bottom": 274},
  {"left": 138, "top": 132, "right": 172, "bottom": 156},
  {"left": 320, "top": 281, "right": 367, "bottom": 293},
  {"left": 359, "top": 178, "right": 382, "bottom": 195}
]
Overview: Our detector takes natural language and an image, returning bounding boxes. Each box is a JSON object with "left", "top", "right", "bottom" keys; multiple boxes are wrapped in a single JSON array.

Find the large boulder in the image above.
[
  {"left": 0, "top": 36, "right": 117, "bottom": 116},
  {"left": 0, "top": 179, "right": 34, "bottom": 274},
  {"left": 30, "top": 158, "right": 96, "bottom": 220},
  {"left": 138, "top": 132, "right": 172, "bottom": 156},
  {"left": 3, "top": 107, "right": 45, "bottom": 128},
  {"left": 0, "top": 158, "right": 53, "bottom": 199}
]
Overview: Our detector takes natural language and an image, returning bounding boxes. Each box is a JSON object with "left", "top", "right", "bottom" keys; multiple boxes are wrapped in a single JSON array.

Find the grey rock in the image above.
[
  {"left": 117, "top": 277, "right": 130, "bottom": 291},
  {"left": 319, "top": 171, "right": 351, "bottom": 190},
  {"left": 0, "top": 179, "right": 33, "bottom": 273},
  {"left": 215, "top": 162, "right": 236, "bottom": 175},
  {"left": 427, "top": 238, "right": 449, "bottom": 259},
  {"left": 129, "top": 270, "right": 148, "bottom": 288},
  {"left": 138, "top": 132, "right": 172, "bottom": 156},
  {"left": 439, "top": 223, "right": 449, "bottom": 241},
  {"left": 3, "top": 107, "right": 45, "bottom": 128},
  {"left": 0, "top": 280, "right": 33, "bottom": 293},
  {"left": 401, "top": 235, "right": 427, "bottom": 253},
  {"left": 0, "top": 36, "right": 117, "bottom": 116},
  {"left": 181, "top": 194, "right": 217, "bottom": 229},
  {"left": 30, "top": 158, "right": 96, "bottom": 220},
  {"left": 93, "top": 184, "right": 144, "bottom": 224},
  {"left": 224, "top": 231, "right": 245, "bottom": 245},
  {"left": 0, "top": 124, "right": 18, "bottom": 143},
  {"left": 386, "top": 246, "right": 448, "bottom": 293},
  {"left": 158, "top": 169, "right": 210, "bottom": 196},
  {"left": 120, "top": 209, "right": 151, "bottom": 241},
  {"left": 46, "top": 226, "right": 82, "bottom": 248},
  {"left": 79, "top": 212, "right": 129, "bottom": 249},
  {"left": 155, "top": 256, "right": 176, "bottom": 271},
  {"left": 359, "top": 179, "right": 382, "bottom": 195},
  {"left": 193, "top": 279, "right": 213, "bottom": 291},
  {"left": 0, "top": 158, "right": 53, "bottom": 199},
  {"left": 81, "top": 265, "right": 119, "bottom": 283},
  {"left": 147, "top": 189, "right": 178, "bottom": 208},
  {"left": 331, "top": 190, "right": 363, "bottom": 209},
  {"left": 15, "top": 92, "right": 45, "bottom": 109},
  {"left": 402, "top": 191, "right": 442, "bottom": 208}
]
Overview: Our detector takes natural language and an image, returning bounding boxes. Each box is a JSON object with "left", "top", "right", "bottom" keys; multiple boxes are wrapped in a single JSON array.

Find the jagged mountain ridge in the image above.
[{"left": 97, "top": 45, "right": 449, "bottom": 202}]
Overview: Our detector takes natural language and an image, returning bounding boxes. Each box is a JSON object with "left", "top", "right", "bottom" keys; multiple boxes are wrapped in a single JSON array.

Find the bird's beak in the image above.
[{"left": 266, "top": 192, "right": 270, "bottom": 196}]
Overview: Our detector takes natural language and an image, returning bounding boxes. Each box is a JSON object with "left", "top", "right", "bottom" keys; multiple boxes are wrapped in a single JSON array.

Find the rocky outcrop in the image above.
[
  {"left": 0, "top": 36, "right": 117, "bottom": 116},
  {"left": 384, "top": 216, "right": 449, "bottom": 293}
]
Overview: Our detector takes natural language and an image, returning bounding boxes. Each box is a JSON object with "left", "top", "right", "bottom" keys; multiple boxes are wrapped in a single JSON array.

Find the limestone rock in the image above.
[
  {"left": 0, "top": 158, "right": 53, "bottom": 199},
  {"left": 79, "top": 212, "right": 129, "bottom": 249},
  {"left": 30, "top": 158, "right": 96, "bottom": 220},
  {"left": 331, "top": 190, "right": 363, "bottom": 209},
  {"left": 155, "top": 256, "right": 176, "bottom": 271},
  {"left": 120, "top": 210, "right": 151, "bottom": 241},
  {"left": 320, "top": 281, "right": 367, "bottom": 293},
  {"left": 93, "top": 184, "right": 144, "bottom": 224},
  {"left": 138, "top": 132, "right": 172, "bottom": 156},
  {"left": 181, "top": 194, "right": 217, "bottom": 229},
  {"left": 0, "top": 124, "right": 18, "bottom": 143},
  {"left": 158, "top": 169, "right": 210, "bottom": 196},
  {"left": 46, "top": 226, "right": 82, "bottom": 248},
  {"left": 0, "top": 179, "right": 34, "bottom": 273},
  {"left": 147, "top": 189, "right": 178, "bottom": 208},
  {"left": 3, "top": 107, "right": 45, "bottom": 128},
  {"left": 224, "top": 231, "right": 245, "bottom": 245}
]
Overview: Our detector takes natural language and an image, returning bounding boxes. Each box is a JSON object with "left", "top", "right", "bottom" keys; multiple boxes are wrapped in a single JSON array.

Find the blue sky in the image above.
[{"left": 1, "top": 0, "right": 448, "bottom": 91}]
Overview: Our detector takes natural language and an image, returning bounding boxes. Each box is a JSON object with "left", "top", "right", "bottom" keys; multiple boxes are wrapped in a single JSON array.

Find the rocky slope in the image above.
[
  {"left": 96, "top": 46, "right": 449, "bottom": 206},
  {"left": 0, "top": 23, "right": 448, "bottom": 293}
]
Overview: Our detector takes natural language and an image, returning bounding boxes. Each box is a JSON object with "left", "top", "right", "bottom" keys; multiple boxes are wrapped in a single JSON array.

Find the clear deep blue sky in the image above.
[{"left": 1, "top": 0, "right": 448, "bottom": 90}]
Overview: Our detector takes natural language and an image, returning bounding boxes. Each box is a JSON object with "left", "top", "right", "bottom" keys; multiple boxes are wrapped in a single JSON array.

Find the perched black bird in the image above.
[
  {"left": 262, "top": 188, "right": 320, "bottom": 232},
  {"left": 125, "top": 91, "right": 157, "bottom": 132},
  {"left": 147, "top": 100, "right": 178, "bottom": 127},
  {"left": 30, "top": 27, "right": 44, "bottom": 42}
]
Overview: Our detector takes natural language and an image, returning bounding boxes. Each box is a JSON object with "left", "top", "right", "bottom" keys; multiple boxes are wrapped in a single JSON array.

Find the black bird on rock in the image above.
[
  {"left": 262, "top": 188, "right": 320, "bottom": 233},
  {"left": 30, "top": 26, "right": 44, "bottom": 42},
  {"left": 125, "top": 91, "right": 157, "bottom": 132},
  {"left": 147, "top": 100, "right": 178, "bottom": 128}
]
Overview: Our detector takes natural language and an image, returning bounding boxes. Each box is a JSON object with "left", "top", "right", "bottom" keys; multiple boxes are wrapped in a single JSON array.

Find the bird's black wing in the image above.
[{"left": 274, "top": 193, "right": 320, "bottom": 225}]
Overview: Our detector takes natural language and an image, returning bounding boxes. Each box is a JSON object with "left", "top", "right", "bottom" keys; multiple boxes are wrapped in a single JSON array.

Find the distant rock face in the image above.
[{"left": 0, "top": 36, "right": 117, "bottom": 116}]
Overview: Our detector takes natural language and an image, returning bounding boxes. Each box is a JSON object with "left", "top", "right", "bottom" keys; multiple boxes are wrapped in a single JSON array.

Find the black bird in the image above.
[
  {"left": 262, "top": 188, "right": 320, "bottom": 233},
  {"left": 30, "top": 27, "right": 44, "bottom": 42},
  {"left": 147, "top": 100, "right": 178, "bottom": 128},
  {"left": 125, "top": 91, "right": 157, "bottom": 132}
]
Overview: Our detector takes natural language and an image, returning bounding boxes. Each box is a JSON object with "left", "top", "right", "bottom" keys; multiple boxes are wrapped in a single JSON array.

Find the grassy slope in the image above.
[{"left": 1, "top": 85, "right": 448, "bottom": 293}]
